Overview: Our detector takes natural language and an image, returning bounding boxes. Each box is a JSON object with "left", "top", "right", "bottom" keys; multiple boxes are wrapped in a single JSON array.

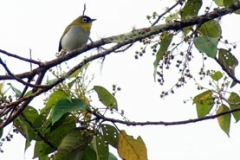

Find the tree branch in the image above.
[
  {"left": 92, "top": 107, "right": 240, "bottom": 126},
  {"left": 0, "top": 3, "right": 239, "bottom": 82}
]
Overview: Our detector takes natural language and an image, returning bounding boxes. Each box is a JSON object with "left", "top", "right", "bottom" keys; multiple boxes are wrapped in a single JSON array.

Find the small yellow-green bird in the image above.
[{"left": 58, "top": 15, "right": 96, "bottom": 52}]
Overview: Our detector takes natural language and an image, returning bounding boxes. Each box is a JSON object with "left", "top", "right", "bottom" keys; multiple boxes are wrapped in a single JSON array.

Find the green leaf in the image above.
[
  {"left": 23, "top": 106, "right": 39, "bottom": 123},
  {"left": 194, "top": 36, "right": 219, "bottom": 58},
  {"left": 69, "top": 69, "right": 81, "bottom": 78},
  {"left": 193, "top": 90, "right": 214, "bottom": 118},
  {"left": 230, "top": 80, "right": 237, "bottom": 88},
  {"left": 38, "top": 155, "right": 50, "bottom": 160},
  {"left": 93, "top": 86, "right": 118, "bottom": 110},
  {"left": 24, "top": 90, "right": 32, "bottom": 97},
  {"left": 33, "top": 115, "right": 76, "bottom": 158},
  {"left": 213, "top": 0, "right": 224, "bottom": 6},
  {"left": 38, "top": 155, "right": 49, "bottom": 160},
  {"left": 34, "top": 90, "right": 69, "bottom": 128},
  {"left": 13, "top": 106, "right": 41, "bottom": 150},
  {"left": 228, "top": 92, "right": 240, "bottom": 122},
  {"left": 214, "top": 0, "right": 238, "bottom": 6},
  {"left": 66, "top": 63, "right": 89, "bottom": 78},
  {"left": 52, "top": 98, "right": 89, "bottom": 125},
  {"left": 224, "top": 0, "right": 240, "bottom": 13},
  {"left": 54, "top": 128, "right": 93, "bottom": 160},
  {"left": 108, "top": 152, "right": 118, "bottom": 160},
  {"left": 223, "top": 0, "right": 238, "bottom": 6},
  {"left": 181, "top": 0, "right": 202, "bottom": 18},
  {"left": 217, "top": 104, "right": 231, "bottom": 137},
  {"left": 210, "top": 71, "right": 223, "bottom": 81},
  {"left": 180, "top": 0, "right": 202, "bottom": 34},
  {"left": 34, "top": 141, "right": 55, "bottom": 158},
  {"left": 67, "top": 79, "right": 76, "bottom": 89},
  {"left": 7, "top": 83, "right": 21, "bottom": 97},
  {"left": 218, "top": 48, "right": 238, "bottom": 78},
  {"left": 44, "top": 90, "right": 69, "bottom": 112},
  {"left": 81, "top": 146, "right": 97, "bottom": 160},
  {"left": 153, "top": 32, "right": 173, "bottom": 80},
  {"left": 14, "top": 118, "right": 30, "bottom": 147},
  {"left": 101, "top": 124, "right": 119, "bottom": 148},
  {"left": 6, "top": 83, "right": 31, "bottom": 98},
  {"left": 91, "top": 134, "right": 109, "bottom": 160},
  {"left": 198, "top": 20, "right": 221, "bottom": 38}
]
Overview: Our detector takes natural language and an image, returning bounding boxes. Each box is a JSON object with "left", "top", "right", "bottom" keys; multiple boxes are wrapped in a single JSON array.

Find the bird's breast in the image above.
[{"left": 61, "top": 25, "right": 90, "bottom": 52}]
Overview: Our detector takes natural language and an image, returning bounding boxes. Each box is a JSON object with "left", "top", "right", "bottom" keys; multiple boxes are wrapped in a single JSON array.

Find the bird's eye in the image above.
[{"left": 82, "top": 17, "right": 88, "bottom": 23}]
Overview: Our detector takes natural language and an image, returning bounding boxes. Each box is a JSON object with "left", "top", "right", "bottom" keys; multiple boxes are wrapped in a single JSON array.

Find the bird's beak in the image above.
[{"left": 91, "top": 19, "right": 96, "bottom": 22}]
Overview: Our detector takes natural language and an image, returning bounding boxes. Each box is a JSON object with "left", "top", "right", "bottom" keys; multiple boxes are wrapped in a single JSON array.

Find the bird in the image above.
[{"left": 58, "top": 15, "right": 96, "bottom": 52}]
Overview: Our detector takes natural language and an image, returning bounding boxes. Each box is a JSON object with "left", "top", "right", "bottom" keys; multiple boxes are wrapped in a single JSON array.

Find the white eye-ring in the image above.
[{"left": 82, "top": 17, "right": 88, "bottom": 23}]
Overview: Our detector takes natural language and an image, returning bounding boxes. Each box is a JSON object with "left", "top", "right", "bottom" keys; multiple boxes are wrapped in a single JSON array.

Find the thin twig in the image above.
[
  {"left": 91, "top": 107, "right": 240, "bottom": 126},
  {"left": 151, "top": 0, "right": 182, "bottom": 26},
  {"left": 0, "top": 58, "right": 47, "bottom": 88},
  {"left": 0, "top": 49, "right": 41, "bottom": 65},
  {"left": 82, "top": 4, "right": 86, "bottom": 15},
  {"left": 29, "top": 49, "right": 33, "bottom": 71}
]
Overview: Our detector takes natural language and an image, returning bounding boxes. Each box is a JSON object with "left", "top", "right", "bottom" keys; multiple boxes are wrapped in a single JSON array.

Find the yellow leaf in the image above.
[
  {"left": 217, "top": 104, "right": 231, "bottom": 137},
  {"left": 118, "top": 130, "right": 147, "bottom": 160}
]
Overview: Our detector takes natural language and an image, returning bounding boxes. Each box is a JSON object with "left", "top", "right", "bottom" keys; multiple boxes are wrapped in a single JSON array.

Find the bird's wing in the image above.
[
  {"left": 58, "top": 25, "right": 72, "bottom": 52},
  {"left": 58, "top": 37, "right": 63, "bottom": 52}
]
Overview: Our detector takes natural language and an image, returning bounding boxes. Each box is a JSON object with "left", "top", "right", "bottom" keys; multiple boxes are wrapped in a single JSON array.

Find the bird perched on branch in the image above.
[{"left": 58, "top": 15, "right": 96, "bottom": 52}]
